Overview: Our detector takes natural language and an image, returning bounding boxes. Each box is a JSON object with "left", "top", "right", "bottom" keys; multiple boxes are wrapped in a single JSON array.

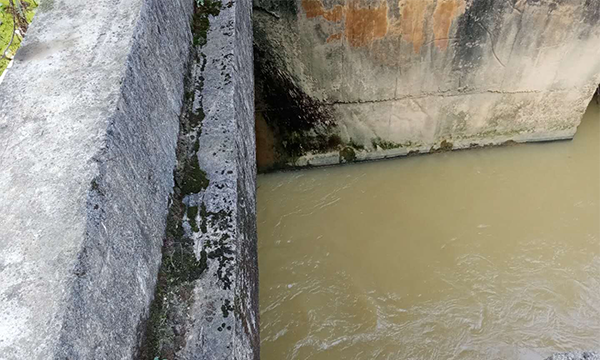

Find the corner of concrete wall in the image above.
[
  {"left": 233, "top": 0, "right": 260, "bottom": 355},
  {"left": 0, "top": 0, "right": 194, "bottom": 357}
]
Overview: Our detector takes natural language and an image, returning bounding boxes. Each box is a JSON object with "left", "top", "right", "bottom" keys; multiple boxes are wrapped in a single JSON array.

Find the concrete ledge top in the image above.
[
  {"left": 0, "top": 1, "right": 140, "bottom": 356},
  {"left": 0, "top": 0, "right": 193, "bottom": 357}
]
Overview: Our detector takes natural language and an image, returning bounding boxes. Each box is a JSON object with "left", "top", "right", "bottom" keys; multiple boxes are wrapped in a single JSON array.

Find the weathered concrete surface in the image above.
[
  {"left": 183, "top": 0, "right": 259, "bottom": 355},
  {"left": 0, "top": 0, "right": 193, "bottom": 358},
  {"left": 139, "top": 0, "right": 259, "bottom": 359},
  {"left": 254, "top": 0, "right": 600, "bottom": 170},
  {"left": 180, "top": 0, "right": 259, "bottom": 356},
  {"left": 546, "top": 352, "right": 600, "bottom": 360}
]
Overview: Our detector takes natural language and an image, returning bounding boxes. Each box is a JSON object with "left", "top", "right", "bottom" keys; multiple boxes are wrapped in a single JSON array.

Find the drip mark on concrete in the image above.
[{"left": 477, "top": 22, "right": 506, "bottom": 68}]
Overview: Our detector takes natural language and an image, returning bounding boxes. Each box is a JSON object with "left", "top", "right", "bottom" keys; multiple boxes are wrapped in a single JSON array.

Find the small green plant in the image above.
[{"left": 1, "top": 0, "right": 37, "bottom": 74}]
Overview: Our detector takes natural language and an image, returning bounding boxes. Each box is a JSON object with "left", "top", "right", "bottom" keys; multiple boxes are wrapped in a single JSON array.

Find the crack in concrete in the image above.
[
  {"left": 256, "top": 88, "right": 565, "bottom": 112},
  {"left": 253, "top": 6, "right": 280, "bottom": 19}
]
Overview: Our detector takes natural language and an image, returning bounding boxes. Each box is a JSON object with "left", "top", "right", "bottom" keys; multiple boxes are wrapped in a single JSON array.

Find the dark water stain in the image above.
[
  {"left": 254, "top": 0, "right": 297, "bottom": 16},
  {"left": 254, "top": 25, "right": 337, "bottom": 169},
  {"left": 583, "top": 0, "right": 600, "bottom": 26},
  {"left": 452, "top": 0, "right": 506, "bottom": 81}
]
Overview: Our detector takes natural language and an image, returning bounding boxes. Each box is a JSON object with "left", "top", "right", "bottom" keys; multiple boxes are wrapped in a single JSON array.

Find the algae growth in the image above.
[
  {"left": 191, "top": 0, "right": 221, "bottom": 46},
  {"left": 138, "top": 1, "right": 224, "bottom": 358}
]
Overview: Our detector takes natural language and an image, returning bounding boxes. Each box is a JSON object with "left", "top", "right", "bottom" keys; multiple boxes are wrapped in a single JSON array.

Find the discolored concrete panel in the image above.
[{"left": 254, "top": 0, "right": 600, "bottom": 170}]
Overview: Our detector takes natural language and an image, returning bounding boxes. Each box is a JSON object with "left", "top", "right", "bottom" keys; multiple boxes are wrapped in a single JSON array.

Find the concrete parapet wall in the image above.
[
  {"left": 254, "top": 0, "right": 600, "bottom": 170},
  {"left": 0, "top": 0, "right": 194, "bottom": 357}
]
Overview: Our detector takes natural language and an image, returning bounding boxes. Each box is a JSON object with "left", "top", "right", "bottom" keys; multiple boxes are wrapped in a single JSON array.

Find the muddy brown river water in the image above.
[{"left": 257, "top": 101, "right": 600, "bottom": 360}]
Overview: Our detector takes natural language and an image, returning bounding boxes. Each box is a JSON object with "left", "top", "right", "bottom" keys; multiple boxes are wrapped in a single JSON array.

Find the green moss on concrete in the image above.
[
  {"left": 139, "top": 194, "right": 208, "bottom": 360},
  {"left": 187, "top": 205, "right": 199, "bottom": 232},
  {"left": 279, "top": 133, "right": 368, "bottom": 168},
  {"left": 192, "top": 137, "right": 200, "bottom": 153},
  {"left": 371, "top": 137, "right": 404, "bottom": 150},
  {"left": 430, "top": 139, "right": 454, "bottom": 153},
  {"left": 0, "top": 0, "right": 37, "bottom": 75},
  {"left": 189, "top": 106, "right": 205, "bottom": 129},
  {"left": 191, "top": 0, "right": 221, "bottom": 46},
  {"left": 141, "top": 134, "right": 209, "bottom": 358},
  {"left": 440, "top": 139, "right": 453, "bottom": 151},
  {"left": 180, "top": 154, "right": 209, "bottom": 195},
  {"left": 199, "top": 203, "right": 208, "bottom": 233},
  {"left": 339, "top": 147, "right": 356, "bottom": 163}
]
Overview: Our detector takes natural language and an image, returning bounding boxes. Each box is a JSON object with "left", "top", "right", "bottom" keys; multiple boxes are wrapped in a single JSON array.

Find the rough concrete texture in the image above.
[
  {"left": 254, "top": 0, "right": 600, "bottom": 170},
  {"left": 546, "top": 352, "right": 600, "bottom": 360},
  {"left": 0, "top": 0, "right": 193, "bottom": 358},
  {"left": 140, "top": 0, "right": 259, "bottom": 359},
  {"left": 181, "top": 0, "right": 259, "bottom": 357}
]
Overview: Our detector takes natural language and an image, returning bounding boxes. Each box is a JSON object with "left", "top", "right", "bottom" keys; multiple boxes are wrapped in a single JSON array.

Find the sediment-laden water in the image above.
[{"left": 258, "top": 101, "right": 600, "bottom": 360}]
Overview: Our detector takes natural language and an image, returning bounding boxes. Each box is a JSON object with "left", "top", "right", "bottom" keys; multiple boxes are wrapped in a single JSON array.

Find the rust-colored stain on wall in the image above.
[
  {"left": 327, "top": 32, "right": 343, "bottom": 43},
  {"left": 301, "top": 0, "right": 388, "bottom": 47},
  {"left": 345, "top": 0, "right": 389, "bottom": 47},
  {"left": 432, "top": 0, "right": 465, "bottom": 50},
  {"left": 398, "top": 0, "right": 428, "bottom": 53},
  {"left": 394, "top": 0, "right": 465, "bottom": 53},
  {"left": 301, "top": 0, "right": 344, "bottom": 22},
  {"left": 302, "top": 0, "right": 465, "bottom": 53}
]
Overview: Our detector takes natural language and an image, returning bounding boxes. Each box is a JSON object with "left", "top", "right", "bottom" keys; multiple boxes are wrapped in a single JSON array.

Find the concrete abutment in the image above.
[
  {"left": 254, "top": 0, "right": 600, "bottom": 171},
  {"left": 0, "top": 0, "right": 598, "bottom": 358}
]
